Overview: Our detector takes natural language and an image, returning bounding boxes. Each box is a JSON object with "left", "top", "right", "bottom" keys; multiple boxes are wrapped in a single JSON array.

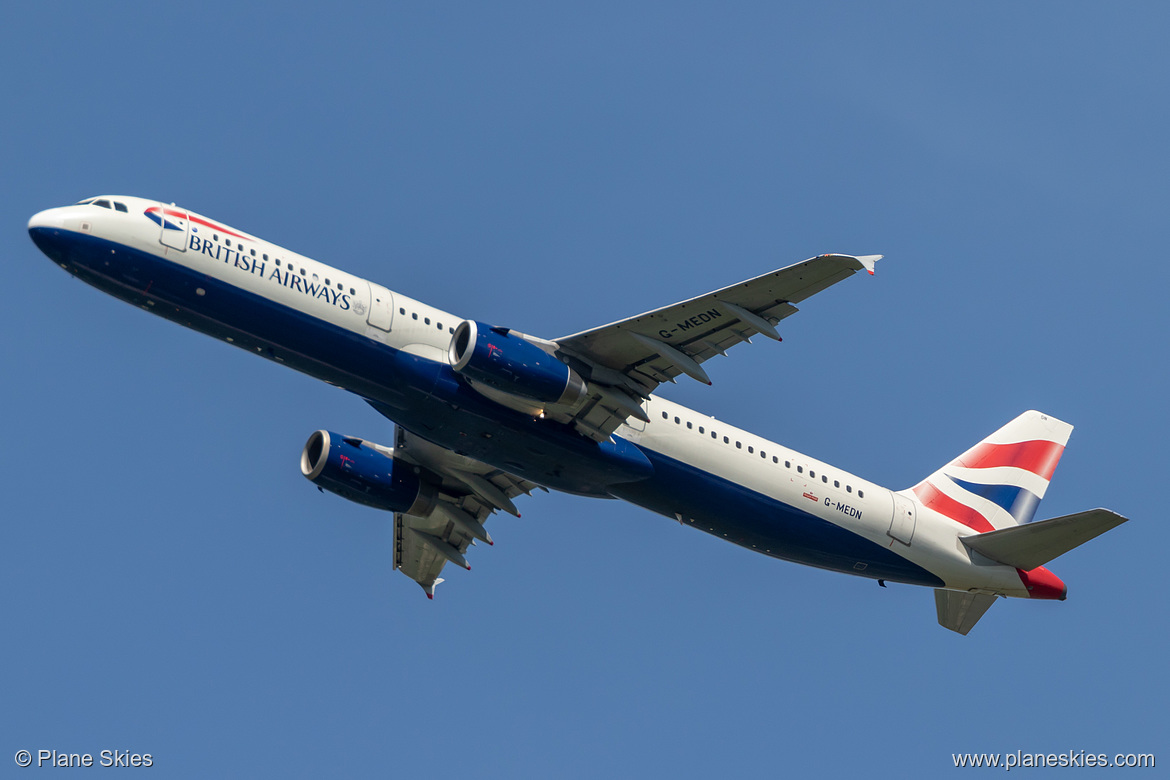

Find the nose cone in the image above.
[
  {"left": 28, "top": 207, "right": 68, "bottom": 232},
  {"left": 28, "top": 206, "right": 77, "bottom": 265},
  {"left": 1017, "top": 565, "right": 1068, "bottom": 600}
]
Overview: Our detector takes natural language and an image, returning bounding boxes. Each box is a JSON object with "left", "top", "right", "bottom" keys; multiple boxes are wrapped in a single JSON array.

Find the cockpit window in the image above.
[
  {"left": 113, "top": 201, "right": 127, "bottom": 212},
  {"left": 75, "top": 198, "right": 96, "bottom": 205},
  {"left": 93, "top": 199, "right": 112, "bottom": 209}
]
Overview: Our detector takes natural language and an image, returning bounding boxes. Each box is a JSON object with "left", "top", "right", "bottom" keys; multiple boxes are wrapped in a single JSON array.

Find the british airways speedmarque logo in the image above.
[
  {"left": 143, "top": 206, "right": 249, "bottom": 239},
  {"left": 144, "top": 207, "right": 353, "bottom": 312}
]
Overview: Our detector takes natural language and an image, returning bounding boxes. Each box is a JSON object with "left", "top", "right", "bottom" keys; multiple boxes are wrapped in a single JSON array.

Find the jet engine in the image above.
[
  {"left": 448, "top": 320, "right": 587, "bottom": 408},
  {"left": 300, "top": 430, "right": 436, "bottom": 515}
]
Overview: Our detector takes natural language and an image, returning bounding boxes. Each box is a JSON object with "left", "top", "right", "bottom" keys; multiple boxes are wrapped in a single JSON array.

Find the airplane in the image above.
[{"left": 28, "top": 195, "right": 1128, "bottom": 634}]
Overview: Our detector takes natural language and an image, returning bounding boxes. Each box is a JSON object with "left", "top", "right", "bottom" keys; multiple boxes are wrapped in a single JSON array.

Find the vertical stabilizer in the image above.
[{"left": 910, "top": 411, "right": 1072, "bottom": 532}]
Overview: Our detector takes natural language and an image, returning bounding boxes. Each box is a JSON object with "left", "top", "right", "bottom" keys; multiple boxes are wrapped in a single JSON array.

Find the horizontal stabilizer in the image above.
[
  {"left": 935, "top": 589, "right": 998, "bottom": 635},
  {"left": 961, "top": 508, "right": 1128, "bottom": 571}
]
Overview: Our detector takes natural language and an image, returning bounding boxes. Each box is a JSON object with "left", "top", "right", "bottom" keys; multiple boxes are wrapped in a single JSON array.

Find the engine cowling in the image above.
[
  {"left": 448, "top": 320, "right": 587, "bottom": 407},
  {"left": 300, "top": 430, "right": 436, "bottom": 515}
]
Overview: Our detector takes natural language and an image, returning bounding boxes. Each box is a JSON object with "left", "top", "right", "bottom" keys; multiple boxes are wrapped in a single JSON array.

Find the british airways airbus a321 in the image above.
[{"left": 28, "top": 196, "right": 1128, "bottom": 634}]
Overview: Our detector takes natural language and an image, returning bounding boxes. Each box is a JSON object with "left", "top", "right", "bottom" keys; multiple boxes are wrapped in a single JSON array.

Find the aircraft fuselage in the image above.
[{"left": 30, "top": 196, "right": 1088, "bottom": 611}]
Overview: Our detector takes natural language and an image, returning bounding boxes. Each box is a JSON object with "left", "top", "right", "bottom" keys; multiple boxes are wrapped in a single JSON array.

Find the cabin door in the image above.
[
  {"left": 366, "top": 282, "right": 395, "bottom": 331},
  {"left": 888, "top": 493, "right": 916, "bottom": 546},
  {"left": 158, "top": 205, "right": 189, "bottom": 251}
]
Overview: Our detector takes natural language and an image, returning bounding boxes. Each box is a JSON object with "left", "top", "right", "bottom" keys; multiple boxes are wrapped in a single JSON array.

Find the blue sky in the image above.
[{"left": 2, "top": 3, "right": 1166, "bottom": 776}]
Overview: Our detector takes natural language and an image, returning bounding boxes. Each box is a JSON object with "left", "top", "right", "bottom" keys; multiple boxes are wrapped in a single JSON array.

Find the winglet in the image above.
[
  {"left": 854, "top": 254, "right": 882, "bottom": 275},
  {"left": 422, "top": 577, "right": 445, "bottom": 600}
]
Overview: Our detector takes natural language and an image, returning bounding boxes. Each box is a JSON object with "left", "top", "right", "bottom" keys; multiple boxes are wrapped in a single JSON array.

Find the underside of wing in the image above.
[
  {"left": 391, "top": 427, "right": 545, "bottom": 598},
  {"left": 549, "top": 254, "right": 879, "bottom": 441}
]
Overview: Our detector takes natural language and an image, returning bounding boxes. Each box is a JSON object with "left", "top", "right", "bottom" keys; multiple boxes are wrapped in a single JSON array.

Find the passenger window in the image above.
[
  {"left": 834, "top": 480, "right": 840, "bottom": 488},
  {"left": 711, "top": 431, "right": 716, "bottom": 439},
  {"left": 822, "top": 475, "right": 828, "bottom": 483},
  {"left": 747, "top": 446, "right": 753, "bottom": 453},
  {"left": 662, "top": 412, "right": 668, "bottom": 420},
  {"left": 723, "top": 436, "right": 729, "bottom": 444},
  {"left": 674, "top": 417, "right": 680, "bottom": 424},
  {"left": 350, "top": 288, "right": 355, "bottom": 295},
  {"left": 437, "top": 322, "right": 442, "bottom": 329},
  {"left": 847, "top": 486, "right": 852, "bottom": 493},
  {"left": 226, "top": 240, "right": 232, "bottom": 247},
  {"left": 300, "top": 269, "right": 306, "bottom": 276},
  {"left": 736, "top": 442, "right": 742, "bottom": 449},
  {"left": 400, "top": 308, "right": 406, "bottom": 315},
  {"left": 797, "top": 466, "right": 803, "bottom": 474},
  {"left": 275, "top": 259, "right": 281, "bottom": 266},
  {"left": 264, "top": 254, "right": 269, "bottom": 261},
  {"left": 251, "top": 249, "right": 255, "bottom": 256},
  {"left": 859, "top": 490, "right": 865, "bottom": 498},
  {"left": 772, "top": 456, "right": 778, "bottom": 463},
  {"left": 412, "top": 313, "right": 418, "bottom": 320},
  {"left": 699, "top": 426, "right": 704, "bottom": 434},
  {"left": 113, "top": 202, "right": 127, "bottom": 212},
  {"left": 425, "top": 318, "right": 431, "bottom": 325},
  {"left": 785, "top": 461, "right": 791, "bottom": 468},
  {"left": 686, "top": 422, "right": 692, "bottom": 429},
  {"left": 810, "top": 470, "right": 816, "bottom": 478}
]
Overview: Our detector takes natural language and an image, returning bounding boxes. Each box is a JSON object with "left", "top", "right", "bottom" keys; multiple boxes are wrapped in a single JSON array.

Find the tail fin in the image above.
[{"left": 911, "top": 410, "right": 1072, "bottom": 533}]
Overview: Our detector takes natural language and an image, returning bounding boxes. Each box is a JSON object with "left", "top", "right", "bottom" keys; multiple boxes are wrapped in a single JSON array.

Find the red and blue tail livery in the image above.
[
  {"left": 912, "top": 411, "right": 1070, "bottom": 534},
  {"left": 28, "top": 195, "right": 1128, "bottom": 634}
]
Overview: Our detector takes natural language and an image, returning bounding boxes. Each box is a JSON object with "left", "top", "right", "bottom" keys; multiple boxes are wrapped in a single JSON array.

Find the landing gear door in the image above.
[
  {"left": 889, "top": 492, "right": 916, "bottom": 546},
  {"left": 366, "top": 282, "right": 395, "bottom": 332},
  {"left": 157, "top": 205, "right": 189, "bottom": 251}
]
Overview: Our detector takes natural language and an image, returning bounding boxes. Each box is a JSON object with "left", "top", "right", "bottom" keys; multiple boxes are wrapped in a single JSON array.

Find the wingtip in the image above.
[{"left": 854, "top": 254, "right": 882, "bottom": 275}]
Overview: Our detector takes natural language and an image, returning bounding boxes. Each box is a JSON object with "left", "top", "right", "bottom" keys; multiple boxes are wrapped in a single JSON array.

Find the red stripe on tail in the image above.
[
  {"left": 912, "top": 482, "right": 995, "bottom": 533},
  {"left": 955, "top": 440, "right": 1065, "bottom": 481}
]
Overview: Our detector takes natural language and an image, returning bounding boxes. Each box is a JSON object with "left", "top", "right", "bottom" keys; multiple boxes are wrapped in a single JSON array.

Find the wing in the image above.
[
  {"left": 390, "top": 427, "right": 545, "bottom": 598},
  {"left": 551, "top": 254, "right": 880, "bottom": 441}
]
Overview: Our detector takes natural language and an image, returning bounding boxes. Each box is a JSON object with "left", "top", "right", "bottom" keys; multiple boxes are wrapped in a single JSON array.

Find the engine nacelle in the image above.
[
  {"left": 300, "top": 430, "right": 436, "bottom": 515},
  {"left": 448, "top": 320, "right": 587, "bottom": 407}
]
